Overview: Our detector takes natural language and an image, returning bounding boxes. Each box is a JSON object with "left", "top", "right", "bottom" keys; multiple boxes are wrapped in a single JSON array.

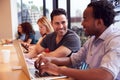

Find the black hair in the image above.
[
  {"left": 50, "top": 8, "right": 67, "bottom": 21},
  {"left": 88, "top": 1, "right": 116, "bottom": 27}
]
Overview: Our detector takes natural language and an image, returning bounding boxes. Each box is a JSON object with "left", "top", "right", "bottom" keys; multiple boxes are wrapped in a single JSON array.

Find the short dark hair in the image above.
[
  {"left": 50, "top": 8, "right": 67, "bottom": 21},
  {"left": 88, "top": 1, "right": 116, "bottom": 27}
]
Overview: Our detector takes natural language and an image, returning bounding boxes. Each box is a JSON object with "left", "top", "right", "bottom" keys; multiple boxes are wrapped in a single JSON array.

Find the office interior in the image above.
[{"left": 0, "top": 0, "right": 120, "bottom": 80}]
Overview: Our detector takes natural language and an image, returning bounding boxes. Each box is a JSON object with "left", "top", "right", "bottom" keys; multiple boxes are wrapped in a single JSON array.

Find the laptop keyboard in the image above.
[
  {"left": 29, "top": 68, "right": 50, "bottom": 78},
  {"left": 29, "top": 68, "right": 67, "bottom": 80}
]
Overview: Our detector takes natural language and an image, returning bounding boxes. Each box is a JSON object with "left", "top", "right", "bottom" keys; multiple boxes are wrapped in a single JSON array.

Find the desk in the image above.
[
  {"left": 0, "top": 44, "right": 73, "bottom": 80},
  {"left": 0, "top": 44, "right": 28, "bottom": 80}
]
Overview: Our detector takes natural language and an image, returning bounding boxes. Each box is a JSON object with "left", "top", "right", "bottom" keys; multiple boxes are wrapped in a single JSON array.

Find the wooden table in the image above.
[
  {"left": 0, "top": 44, "right": 73, "bottom": 80},
  {"left": 0, "top": 44, "right": 28, "bottom": 80}
]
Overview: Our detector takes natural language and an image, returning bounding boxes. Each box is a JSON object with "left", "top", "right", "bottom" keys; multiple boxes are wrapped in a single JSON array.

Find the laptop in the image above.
[{"left": 13, "top": 40, "right": 66, "bottom": 80}]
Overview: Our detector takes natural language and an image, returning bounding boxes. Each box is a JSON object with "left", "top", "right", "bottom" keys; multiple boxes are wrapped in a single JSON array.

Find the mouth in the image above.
[
  {"left": 57, "top": 28, "right": 65, "bottom": 32},
  {"left": 58, "top": 28, "right": 64, "bottom": 30}
]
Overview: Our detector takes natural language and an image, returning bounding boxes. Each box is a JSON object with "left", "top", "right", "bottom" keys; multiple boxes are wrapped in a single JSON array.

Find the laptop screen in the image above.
[{"left": 13, "top": 40, "right": 31, "bottom": 80}]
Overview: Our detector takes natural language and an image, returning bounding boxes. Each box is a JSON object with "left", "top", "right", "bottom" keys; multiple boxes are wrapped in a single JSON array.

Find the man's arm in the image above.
[
  {"left": 25, "top": 44, "right": 45, "bottom": 58},
  {"left": 34, "top": 55, "right": 72, "bottom": 69},
  {"left": 44, "top": 46, "right": 71, "bottom": 57},
  {"left": 40, "top": 61, "right": 113, "bottom": 80},
  {"left": 57, "top": 67, "right": 113, "bottom": 80}
]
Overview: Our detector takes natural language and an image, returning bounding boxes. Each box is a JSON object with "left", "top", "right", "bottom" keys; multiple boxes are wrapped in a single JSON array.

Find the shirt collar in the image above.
[{"left": 98, "top": 23, "right": 120, "bottom": 41}]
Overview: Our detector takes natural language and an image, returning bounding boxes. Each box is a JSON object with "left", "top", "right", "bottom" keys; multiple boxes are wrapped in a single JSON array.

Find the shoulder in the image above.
[
  {"left": 104, "top": 33, "right": 120, "bottom": 47},
  {"left": 64, "top": 29, "right": 80, "bottom": 39},
  {"left": 43, "top": 32, "right": 56, "bottom": 40},
  {"left": 103, "top": 27, "right": 120, "bottom": 45},
  {"left": 45, "top": 32, "right": 56, "bottom": 38},
  {"left": 27, "top": 33, "right": 35, "bottom": 39},
  {"left": 67, "top": 29, "right": 79, "bottom": 36},
  {"left": 67, "top": 29, "right": 76, "bottom": 34}
]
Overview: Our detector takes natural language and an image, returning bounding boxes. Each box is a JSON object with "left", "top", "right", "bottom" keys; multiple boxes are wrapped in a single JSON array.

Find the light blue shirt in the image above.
[
  {"left": 19, "top": 34, "right": 26, "bottom": 41},
  {"left": 70, "top": 22, "right": 120, "bottom": 80}
]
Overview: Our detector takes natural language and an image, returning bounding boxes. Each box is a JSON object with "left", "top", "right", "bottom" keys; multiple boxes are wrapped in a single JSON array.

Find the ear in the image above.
[
  {"left": 96, "top": 18, "right": 104, "bottom": 26},
  {"left": 97, "top": 19, "right": 104, "bottom": 26}
]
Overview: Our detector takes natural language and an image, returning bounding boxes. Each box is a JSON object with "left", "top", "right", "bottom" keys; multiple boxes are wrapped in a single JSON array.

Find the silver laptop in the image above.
[{"left": 13, "top": 40, "right": 66, "bottom": 80}]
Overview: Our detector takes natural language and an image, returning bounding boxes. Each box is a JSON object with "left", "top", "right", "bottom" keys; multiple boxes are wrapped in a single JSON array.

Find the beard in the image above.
[{"left": 56, "top": 28, "right": 67, "bottom": 37}]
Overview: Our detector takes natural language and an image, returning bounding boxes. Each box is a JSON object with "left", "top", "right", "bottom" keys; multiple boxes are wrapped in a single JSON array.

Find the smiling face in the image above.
[
  {"left": 81, "top": 7, "right": 103, "bottom": 38},
  {"left": 51, "top": 14, "right": 68, "bottom": 37}
]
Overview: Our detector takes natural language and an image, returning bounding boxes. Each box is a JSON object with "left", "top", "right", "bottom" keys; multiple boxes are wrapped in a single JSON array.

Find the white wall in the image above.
[
  {"left": 0, "top": 0, "right": 18, "bottom": 39},
  {"left": 10, "top": 0, "right": 18, "bottom": 39}
]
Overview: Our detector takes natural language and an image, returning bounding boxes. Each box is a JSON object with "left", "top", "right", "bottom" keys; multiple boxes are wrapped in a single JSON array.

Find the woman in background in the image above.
[
  {"left": 25, "top": 16, "right": 54, "bottom": 57},
  {"left": 19, "top": 22, "right": 37, "bottom": 47},
  {"left": 16, "top": 24, "right": 25, "bottom": 41},
  {"left": 36, "top": 16, "right": 54, "bottom": 44},
  {"left": 5, "top": 22, "right": 37, "bottom": 45}
]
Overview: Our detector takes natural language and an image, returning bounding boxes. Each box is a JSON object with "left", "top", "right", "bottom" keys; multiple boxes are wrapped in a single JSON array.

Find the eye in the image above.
[
  {"left": 55, "top": 22, "right": 59, "bottom": 25},
  {"left": 62, "top": 21, "right": 65, "bottom": 24}
]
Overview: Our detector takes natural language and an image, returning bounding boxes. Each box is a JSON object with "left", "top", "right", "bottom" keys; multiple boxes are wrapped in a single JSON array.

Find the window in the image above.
[
  {"left": 46, "top": 0, "right": 53, "bottom": 19},
  {"left": 17, "top": 0, "right": 91, "bottom": 46}
]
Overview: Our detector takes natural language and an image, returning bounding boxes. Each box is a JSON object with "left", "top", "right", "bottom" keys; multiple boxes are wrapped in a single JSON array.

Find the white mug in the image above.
[{"left": 1, "top": 49, "right": 11, "bottom": 63}]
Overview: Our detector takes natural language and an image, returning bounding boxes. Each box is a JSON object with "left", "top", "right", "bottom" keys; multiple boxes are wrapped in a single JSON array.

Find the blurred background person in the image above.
[
  {"left": 36, "top": 16, "right": 54, "bottom": 44},
  {"left": 5, "top": 22, "right": 37, "bottom": 45},
  {"left": 16, "top": 24, "right": 26, "bottom": 41},
  {"left": 18, "top": 22, "right": 37, "bottom": 47},
  {"left": 27, "top": 16, "right": 54, "bottom": 53}
]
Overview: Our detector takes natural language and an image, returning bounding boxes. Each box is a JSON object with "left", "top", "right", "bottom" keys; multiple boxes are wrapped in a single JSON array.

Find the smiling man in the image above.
[{"left": 25, "top": 8, "right": 81, "bottom": 58}]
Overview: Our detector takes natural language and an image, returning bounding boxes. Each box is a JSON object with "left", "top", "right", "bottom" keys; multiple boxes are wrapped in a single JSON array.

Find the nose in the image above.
[
  {"left": 58, "top": 23, "right": 63, "bottom": 28},
  {"left": 81, "top": 21, "right": 84, "bottom": 26}
]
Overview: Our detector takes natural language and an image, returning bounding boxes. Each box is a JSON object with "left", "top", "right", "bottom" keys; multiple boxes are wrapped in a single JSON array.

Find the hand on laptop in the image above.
[
  {"left": 40, "top": 62, "right": 60, "bottom": 76},
  {"left": 34, "top": 54, "right": 60, "bottom": 76},
  {"left": 34, "top": 54, "right": 49, "bottom": 69}
]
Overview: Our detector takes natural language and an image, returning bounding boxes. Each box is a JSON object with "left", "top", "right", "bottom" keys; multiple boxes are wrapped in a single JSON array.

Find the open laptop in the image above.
[{"left": 13, "top": 40, "right": 66, "bottom": 80}]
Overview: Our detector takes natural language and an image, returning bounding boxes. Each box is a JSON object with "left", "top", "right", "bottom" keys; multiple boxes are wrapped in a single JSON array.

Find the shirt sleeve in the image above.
[
  {"left": 40, "top": 36, "right": 47, "bottom": 48},
  {"left": 40, "top": 34, "right": 51, "bottom": 48},
  {"left": 29, "top": 33, "right": 36, "bottom": 44},
  {"left": 100, "top": 37, "right": 120, "bottom": 79},
  {"left": 29, "top": 33, "right": 35, "bottom": 39},
  {"left": 70, "top": 39, "right": 89, "bottom": 68},
  {"left": 62, "top": 32, "right": 81, "bottom": 53}
]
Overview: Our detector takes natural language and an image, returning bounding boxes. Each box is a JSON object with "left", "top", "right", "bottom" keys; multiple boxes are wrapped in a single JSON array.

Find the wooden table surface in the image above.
[{"left": 0, "top": 44, "right": 73, "bottom": 80}]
